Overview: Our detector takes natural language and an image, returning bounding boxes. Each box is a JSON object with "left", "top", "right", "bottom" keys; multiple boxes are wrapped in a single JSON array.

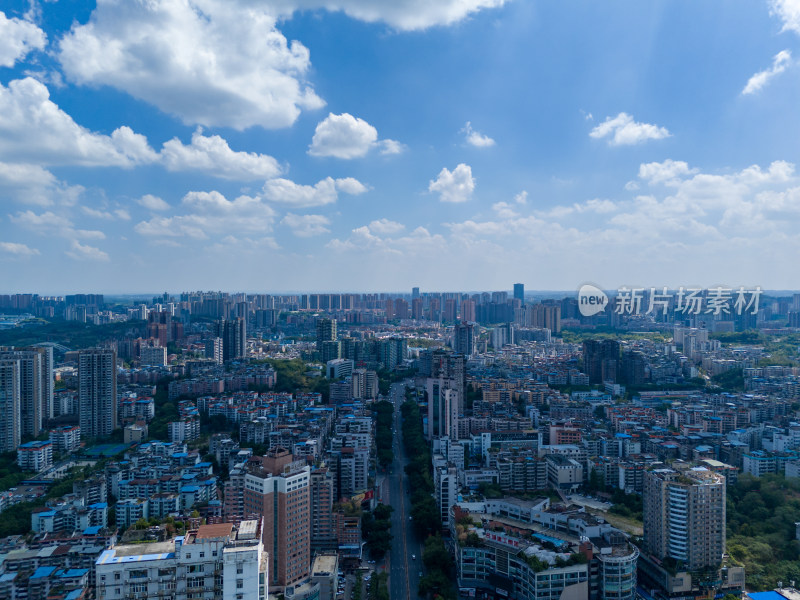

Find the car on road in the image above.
[
  {"left": 411, "top": 554, "right": 416, "bottom": 560},
  {"left": 409, "top": 516, "right": 413, "bottom": 520},
  {"left": 419, "top": 571, "right": 423, "bottom": 577}
]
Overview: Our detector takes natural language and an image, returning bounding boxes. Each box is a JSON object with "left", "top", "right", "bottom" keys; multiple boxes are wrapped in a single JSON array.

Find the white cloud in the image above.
[
  {"left": 514, "top": 191, "right": 528, "bottom": 205},
  {"left": 429, "top": 163, "right": 475, "bottom": 203},
  {"left": 638, "top": 159, "right": 698, "bottom": 186},
  {"left": 0, "top": 162, "right": 84, "bottom": 206},
  {"left": 589, "top": 112, "right": 671, "bottom": 146},
  {"left": 58, "top": 0, "right": 324, "bottom": 130},
  {"left": 0, "top": 78, "right": 158, "bottom": 167},
  {"left": 379, "top": 139, "right": 406, "bottom": 155},
  {"left": 161, "top": 129, "right": 281, "bottom": 179},
  {"left": 81, "top": 206, "right": 131, "bottom": 220},
  {"left": 0, "top": 241, "right": 39, "bottom": 257},
  {"left": 334, "top": 177, "right": 368, "bottom": 195},
  {"left": 281, "top": 213, "right": 331, "bottom": 237},
  {"left": 462, "top": 121, "right": 495, "bottom": 147},
  {"left": 492, "top": 201, "right": 519, "bottom": 219},
  {"left": 368, "top": 218, "right": 405, "bottom": 235},
  {"left": 9, "top": 210, "right": 107, "bottom": 246},
  {"left": 308, "top": 113, "right": 402, "bottom": 159},
  {"left": 136, "top": 190, "right": 277, "bottom": 240},
  {"left": 138, "top": 194, "right": 170, "bottom": 211},
  {"left": 273, "top": 0, "right": 508, "bottom": 31},
  {"left": 0, "top": 11, "right": 46, "bottom": 67},
  {"left": 770, "top": 0, "right": 800, "bottom": 35},
  {"left": 262, "top": 176, "right": 367, "bottom": 207},
  {"left": 65, "top": 240, "right": 109, "bottom": 262},
  {"left": 742, "top": 50, "right": 792, "bottom": 95}
]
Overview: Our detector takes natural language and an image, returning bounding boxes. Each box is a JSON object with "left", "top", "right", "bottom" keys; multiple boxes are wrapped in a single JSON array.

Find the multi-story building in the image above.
[
  {"left": 49, "top": 425, "right": 82, "bottom": 454},
  {"left": 79, "top": 348, "right": 118, "bottom": 439},
  {"left": 139, "top": 344, "right": 167, "bottom": 366},
  {"left": 17, "top": 440, "right": 53, "bottom": 472},
  {"left": 96, "top": 520, "right": 268, "bottom": 600},
  {"left": 642, "top": 464, "right": 726, "bottom": 572},
  {"left": 242, "top": 449, "right": 311, "bottom": 591}
]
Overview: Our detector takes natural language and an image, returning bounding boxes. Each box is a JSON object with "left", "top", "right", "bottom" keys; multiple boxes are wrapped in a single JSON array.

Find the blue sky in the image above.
[{"left": 1, "top": 0, "right": 800, "bottom": 294}]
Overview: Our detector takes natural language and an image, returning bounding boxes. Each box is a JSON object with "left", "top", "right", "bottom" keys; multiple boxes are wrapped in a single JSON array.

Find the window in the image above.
[{"left": 237, "top": 579, "right": 244, "bottom": 589}]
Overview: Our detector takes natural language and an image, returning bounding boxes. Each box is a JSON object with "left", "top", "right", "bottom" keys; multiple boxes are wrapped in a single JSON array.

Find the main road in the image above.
[{"left": 382, "top": 380, "right": 422, "bottom": 600}]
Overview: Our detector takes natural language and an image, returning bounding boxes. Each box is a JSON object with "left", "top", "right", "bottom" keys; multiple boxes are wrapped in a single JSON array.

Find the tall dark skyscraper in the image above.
[
  {"left": 214, "top": 317, "right": 247, "bottom": 361},
  {"left": 412, "top": 287, "right": 420, "bottom": 300},
  {"left": 453, "top": 322, "right": 475, "bottom": 357},
  {"left": 583, "top": 339, "right": 620, "bottom": 384},
  {"left": 315, "top": 318, "right": 337, "bottom": 349},
  {"left": 79, "top": 348, "right": 118, "bottom": 439},
  {"left": 513, "top": 283, "right": 524, "bottom": 303}
]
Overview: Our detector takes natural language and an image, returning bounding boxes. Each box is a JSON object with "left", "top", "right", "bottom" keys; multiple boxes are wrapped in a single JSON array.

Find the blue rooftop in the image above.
[
  {"left": 83, "top": 526, "right": 102, "bottom": 535},
  {"left": 31, "top": 566, "right": 57, "bottom": 579},
  {"left": 749, "top": 592, "right": 786, "bottom": 600}
]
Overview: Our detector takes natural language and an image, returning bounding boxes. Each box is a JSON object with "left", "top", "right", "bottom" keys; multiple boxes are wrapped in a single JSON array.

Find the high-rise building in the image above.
[
  {"left": 205, "top": 337, "right": 224, "bottom": 364},
  {"left": 215, "top": 317, "right": 247, "bottom": 361},
  {"left": 0, "top": 359, "right": 21, "bottom": 452},
  {"left": 444, "top": 298, "right": 457, "bottom": 322},
  {"left": 460, "top": 299, "right": 476, "bottom": 323},
  {"left": 583, "top": 339, "right": 620, "bottom": 384},
  {"left": 316, "top": 318, "right": 337, "bottom": 350},
  {"left": 243, "top": 449, "right": 311, "bottom": 591},
  {"left": 310, "top": 467, "right": 337, "bottom": 552},
  {"left": 79, "top": 348, "right": 118, "bottom": 439},
  {"left": 642, "top": 465, "right": 726, "bottom": 571},
  {"left": 0, "top": 346, "right": 51, "bottom": 437},
  {"left": 426, "top": 377, "right": 460, "bottom": 441},
  {"left": 453, "top": 322, "right": 475, "bottom": 357},
  {"left": 513, "top": 283, "right": 525, "bottom": 303},
  {"left": 412, "top": 287, "right": 420, "bottom": 300}
]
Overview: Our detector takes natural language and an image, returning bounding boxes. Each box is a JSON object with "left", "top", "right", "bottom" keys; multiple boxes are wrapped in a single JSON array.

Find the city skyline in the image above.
[{"left": 2, "top": 1, "right": 800, "bottom": 292}]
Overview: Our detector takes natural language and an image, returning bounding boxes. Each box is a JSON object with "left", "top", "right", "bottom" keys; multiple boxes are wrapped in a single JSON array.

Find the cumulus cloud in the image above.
[
  {"left": 0, "top": 241, "right": 39, "bottom": 257},
  {"left": 770, "top": 0, "right": 800, "bottom": 34},
  {"left": 589, "top": 112, "right": 671, "bottom": 146},
  {"left": 368, "top": 218, "right": 405, "bottom": 235},
  {"left": 462, "top": 121, "right": 495, "bottom": 147},
  {"left": 0, "top": 11, "right": 46, "bottom": 67},
  {"left": 308, "top": 113, "right": 402, "bottom": 159},
  {"left": 65, "top": 240, "right": 109, "bottom": 262},
  {"left": 281, "top": 213, "right": 331, "bottom": 237},
  {"left": 82, "top": 206, "right": 131, "bottom": 220},
  {"left": 742, "top": 50, "right": 792, "bottom": 95},
  {"left": 262, "top": 176, "right": 367, "bottom": 207},
  {"left": 9, "top": 210, "right": 107, "bottom": 242},
  {"left": 638, "top": 159, "right": 699, "bottom": 186},
  {"left": 0, "top": 78, "right": 158, "bottom": 167},
  {"left": 0, "top": 162, "right": 84, "bottom": 206},
  {"left": 138, "top": 194, "right": 170, "bottom": 211},
  {"left": 273, "top": 0, "right": 508, "bottom": 31},
  {"left": 58, "top": 0, "right": 324, "bottom": 130},
  {"left": 429, "top": 163, "right": 475, "bottom": 203},
  {"left": 161, "top": 129, "right": 282, "bottom": 179},
  {"left": 135, "top": 190, "right": 277, "bottom": 240}
]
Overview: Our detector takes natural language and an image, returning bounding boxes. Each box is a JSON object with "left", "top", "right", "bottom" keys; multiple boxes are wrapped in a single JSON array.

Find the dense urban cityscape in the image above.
[{"left": 0, "top": 288, "right": 798, "bottom": 600}]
